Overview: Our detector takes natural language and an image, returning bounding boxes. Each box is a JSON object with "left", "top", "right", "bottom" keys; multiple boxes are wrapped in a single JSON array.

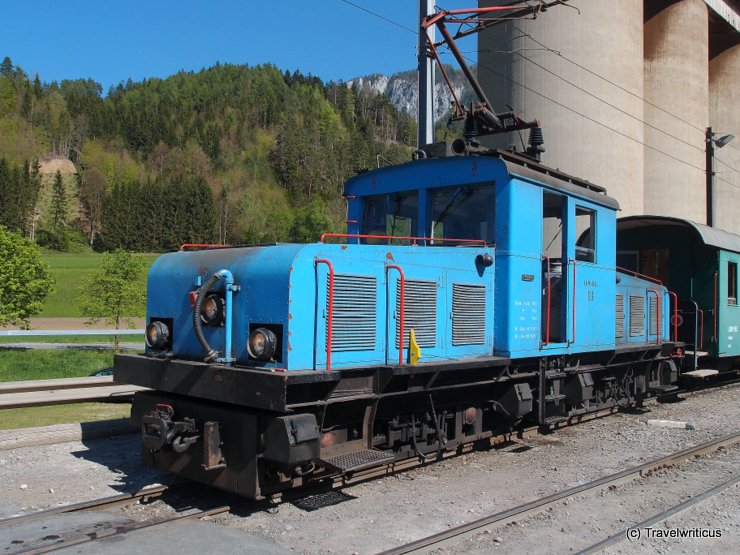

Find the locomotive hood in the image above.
[{"left": 144, "top": 242, "right": 496, "bottom": 371}]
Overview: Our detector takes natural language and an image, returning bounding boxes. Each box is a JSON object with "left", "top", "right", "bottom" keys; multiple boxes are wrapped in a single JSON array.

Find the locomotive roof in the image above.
[
  {"left": 346, "top": 148, "right": 620, "bottom": 211},
  {"left": 617, "top": 215, "right": 740, "bottom": 254}
]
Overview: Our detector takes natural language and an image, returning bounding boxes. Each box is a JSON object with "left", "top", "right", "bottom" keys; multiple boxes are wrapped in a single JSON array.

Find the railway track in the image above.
[
  {"left": 0, "top": 376, "right": 147, "bottom": 409},
  {"left": 4, "top": 431, "right": 737, "bottom": 554},
  {"left": 0, "top": 481, "right": 260, "bottom": 555},
  {"left": 377, "top": 431, "right": 740, "bottom": 554}
]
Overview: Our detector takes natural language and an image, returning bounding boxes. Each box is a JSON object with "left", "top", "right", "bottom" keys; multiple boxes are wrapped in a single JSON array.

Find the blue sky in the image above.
[{"left": 2, "top": 0, "right": 471, "bottom": 91}]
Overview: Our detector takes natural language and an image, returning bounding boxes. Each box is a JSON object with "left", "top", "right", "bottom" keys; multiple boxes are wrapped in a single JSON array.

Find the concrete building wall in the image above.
[
  {"left": 477, "top": 0, "right": 739, "bottom": 233},
  {"left": 643, "top": 0, "right": 709, "bottom": 223},
  {"left": 709, "top": 44, "right": 740, "bottom": 234},
  {"left": 478, "top": 0, "right": 646, "bottom": 216}
]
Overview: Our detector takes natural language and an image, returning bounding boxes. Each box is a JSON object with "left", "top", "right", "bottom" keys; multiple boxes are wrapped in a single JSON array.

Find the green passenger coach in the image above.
[{"left": 616, "top": 216, "right": 740, "bottom": 367}]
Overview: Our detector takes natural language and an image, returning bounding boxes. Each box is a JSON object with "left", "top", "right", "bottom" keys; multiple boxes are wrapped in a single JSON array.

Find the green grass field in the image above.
[
  {"left": 39, "top": 252, "right": 158, "bottom": 317},
  {"left": 0, "top": 348, "right": 125, "bottom": 429},
  {"left": 0, "top": 349, "right": 114, "bottom": 382},
  {"left": 0, "top": 403, "right": 131, "bottom": 430},
  {"left": 0, "top": 334, "right": 144, "bottom": 344}
]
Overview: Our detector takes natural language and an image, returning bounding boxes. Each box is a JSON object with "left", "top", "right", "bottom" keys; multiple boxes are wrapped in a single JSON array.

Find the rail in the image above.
[
  {"left": 320, "top": 233, "right": 487, "bottom": 247},
  {"left": 714, "top": 270, "right": 718, "bottom": 343},
  {"left": 568, "top": 258, "right": 577, "bottom": 345},
  {"left": 0, "top": 329, "right": 143, "bottom": 337},
  {"left": 179, "top": 243, "right": 229, "bottom": 251},
  {"left": 646, "top": 289, "right": 662, "bottom": 344},
  {"left": 542, "top": 255, "right": 552, "bottom": 346},
  {"left": 615, "top": 266, "right": 662, "bottom": 285},
  {"left": 379, "top": 431, "right": 740, "bottom": 555},
  {"left": 0, "top": 377, "right": 147, "bottom": 409},
  {"left": 667, "top": 291, "right": 678, "bottom": 341},
  {"left": 386, "top": 264, "right": 406, "bottom": 365},
  {"left": 314, "top": 258, "right": 335, "bottom": 372}
]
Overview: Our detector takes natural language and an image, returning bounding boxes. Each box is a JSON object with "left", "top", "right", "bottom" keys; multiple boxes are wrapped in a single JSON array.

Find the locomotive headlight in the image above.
[
  {"left": 247, "top": 328, "right": 277, "bottom": 360},
  {"left": 146, "top": 321, "right": 170, "bottom": 349},
  {"left": 200, "top": 294, "right": 225, "bottom": 326}
]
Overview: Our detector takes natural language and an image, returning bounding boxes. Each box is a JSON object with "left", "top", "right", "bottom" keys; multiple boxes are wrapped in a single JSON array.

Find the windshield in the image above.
[
  {"left": 362, "top": 192, "right": 419, "bottom": 243},
  {"left": 430, "top": 185, "right": 495, "bottom": 245}
]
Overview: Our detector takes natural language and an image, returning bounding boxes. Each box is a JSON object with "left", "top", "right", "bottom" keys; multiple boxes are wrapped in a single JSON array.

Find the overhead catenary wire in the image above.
[
  {"left": 338, "top": 0, "right": 740, "bottom": 193},
  {"left": 510, "top": 26, "right": 709, "bottom": 136},
  {"left": 338, "top": 0, "right": 416, "bottom": 34}
]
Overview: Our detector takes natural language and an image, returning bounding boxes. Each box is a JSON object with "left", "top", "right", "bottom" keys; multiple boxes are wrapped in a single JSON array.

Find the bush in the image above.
[{"left": 37, "top": 227, "right": 91, "bottom": 253}]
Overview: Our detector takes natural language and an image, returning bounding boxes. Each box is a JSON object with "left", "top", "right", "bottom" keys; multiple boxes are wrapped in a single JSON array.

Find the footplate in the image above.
[{"left": 320, "top": 449, "right": 395, "bottom": 473}]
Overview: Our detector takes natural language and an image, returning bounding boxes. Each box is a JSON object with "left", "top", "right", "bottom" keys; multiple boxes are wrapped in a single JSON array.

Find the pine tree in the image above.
[
  {"left": 50, "top": 170, "right": 67, "bottom": 229},
  {"left": 0, "top": 56, "right": 13, "bottom": 77}
]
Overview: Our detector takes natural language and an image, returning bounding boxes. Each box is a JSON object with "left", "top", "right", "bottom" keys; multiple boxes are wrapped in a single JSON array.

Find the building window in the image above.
[
  {"left": 729, "top": 262, "right": 738, "bottom": 306},
  {"left": 575, "top": 206, "right": 596, "bottom": 263}
]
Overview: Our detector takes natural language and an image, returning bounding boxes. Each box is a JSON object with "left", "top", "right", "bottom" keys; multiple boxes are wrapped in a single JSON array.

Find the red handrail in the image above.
[
  {"left": 698, "top": 309, "right": 705, "bottom": 350},
  {"left": 320, "top": 233, "right": 486, "bottom": 247},
  {"left": 647, "top": 289, "right": 661, "bottom": 345},
  {"left": 386, "top": 264, "right": 406, "bottom": 366},
  {"left": 179, "top": 243, "right": 229, "bottom": 251},
  {"left": 668, "top": 291, "right": 678, "bottom": 341},
  {"left": 714, "top": 271, "right": 718, "bottom": 343},
  {"left": 315, "top": 258, "right": 335, "bottom": 372},
  {"left": 568, "top": 259, "right": 577, "bottom": 345},
  {"left": 542, "top": 255, "right": 551, "bottom": 346},
  {"left": 615, "top": 266, "right": 662, "bottom": 285}
]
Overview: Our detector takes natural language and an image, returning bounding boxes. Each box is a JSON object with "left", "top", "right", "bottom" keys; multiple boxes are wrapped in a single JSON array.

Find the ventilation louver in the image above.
[
  {"left": 615, "top": 295, "right": 624, "bottom": 339},
  {"left": 327, "top": 275, "right": 377, "bottom": 351},
  {"left": 629, "top": 295, "right": 645, "bottom": 337},
  {"left": 452, "top": 283, "right": 487, "bottom": 345},
  {"left": 396, "top": 279, "right": 437, "bottom": 348},
  {"left": 649, "top": 295, "right": 658, "bottom": 336}
]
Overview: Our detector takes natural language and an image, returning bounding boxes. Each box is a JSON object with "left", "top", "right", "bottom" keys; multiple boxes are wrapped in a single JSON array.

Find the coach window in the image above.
[
  {"left": 362, "top": 192, "right": 418, "bottom": 243},
  {"left": 575, "top": 206, "right": 596, "bottom": 263},
  {"left": 729, "top": 262, "right": 738, "bottom": 306},
  {"left": 429, "top": 185, "right": 495, "bottom": 245}
]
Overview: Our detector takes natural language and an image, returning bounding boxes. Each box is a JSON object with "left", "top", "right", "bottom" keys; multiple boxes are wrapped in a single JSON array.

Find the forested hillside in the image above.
[{"left": 0, "top": 56, "right": 416, "bottom": 251}]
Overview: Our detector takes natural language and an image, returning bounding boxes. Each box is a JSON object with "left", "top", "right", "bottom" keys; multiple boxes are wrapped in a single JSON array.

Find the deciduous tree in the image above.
[
  {"left": 77, "top": 250, "right": 146, "bottom": 349},
  {"left": 0, "top": 226, "right": 54, "bottom": 328}
]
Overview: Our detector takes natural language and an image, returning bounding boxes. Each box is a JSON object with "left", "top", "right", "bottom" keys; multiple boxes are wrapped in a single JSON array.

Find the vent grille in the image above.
[
  {"left": 327, "top": 274, "right": 377, "bottom": 351},
  {"left": 615, "top": 295, "right": 624, "bottom": 339},
  {"left": 396, "top": 279, "right": 437, "bottom": 348},
  {"left": 452, "top": 283, "right": 487, "bottom": 345},
  {"left": 649, "top": 295, "right": 658, "bottom": 336},
  {"left": 629, "top": 295, "right": 644, "bottom": 337}
]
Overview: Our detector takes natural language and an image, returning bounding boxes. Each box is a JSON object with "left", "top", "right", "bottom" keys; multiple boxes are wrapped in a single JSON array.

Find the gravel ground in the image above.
[{"left": 0, "top": 383, "right": 737, "bottom": 554}]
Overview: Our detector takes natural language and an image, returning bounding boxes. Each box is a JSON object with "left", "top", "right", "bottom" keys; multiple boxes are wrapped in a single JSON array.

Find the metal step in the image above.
[
  {"left": 546, "top": 371, "right": 567, "bottom": 379},
  {"left": 542, "top": 415, "right": 567, "bottom": 425},
  {"left": 320, "top": 449, "right": 395, "bottom": 473},
  {"left": 544, "top": 393, "right": 566, "bottom": 402},
  {"left": 652, "top": 384, "right": 679, "bottom": 394},
  {"left": 682, "top": 369, "right": 719, "bottom": 378}
]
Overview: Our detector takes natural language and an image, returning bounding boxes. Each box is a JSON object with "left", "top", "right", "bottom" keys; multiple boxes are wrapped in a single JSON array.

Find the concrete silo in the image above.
[
  {"left": 643, "top": 0, "right": 709, "bottom": 223},
  {"left": 709, "top": 44, "right": 740, "bottom": 234},
  {"left": 478, "top": 0, "right": 646, "bottom": 215}
]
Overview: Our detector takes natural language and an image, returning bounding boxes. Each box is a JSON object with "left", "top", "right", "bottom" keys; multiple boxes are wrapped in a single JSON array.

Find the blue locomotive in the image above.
[
  {"left": 114, "top": 147, "right": 681, "bottom": 499},
  {"left": 114, "top": 3, "right": 682, "bottom": 499}
]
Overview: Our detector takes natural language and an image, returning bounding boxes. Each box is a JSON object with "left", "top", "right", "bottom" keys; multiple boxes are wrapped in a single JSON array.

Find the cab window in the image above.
[
  {"left": 429, "top": 185, "right": 495, "bottom": 245},
  {"left": 575, "top": 206, "right": 596, "bottom": 263},
  {"left": 362, "top": 192, "right": 418, "bottom": 243}
]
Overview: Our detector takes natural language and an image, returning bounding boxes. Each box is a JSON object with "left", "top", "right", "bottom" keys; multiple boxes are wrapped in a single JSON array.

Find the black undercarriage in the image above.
[{"left": 115, "top": 343, "right": 680, "bottom": 499}]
